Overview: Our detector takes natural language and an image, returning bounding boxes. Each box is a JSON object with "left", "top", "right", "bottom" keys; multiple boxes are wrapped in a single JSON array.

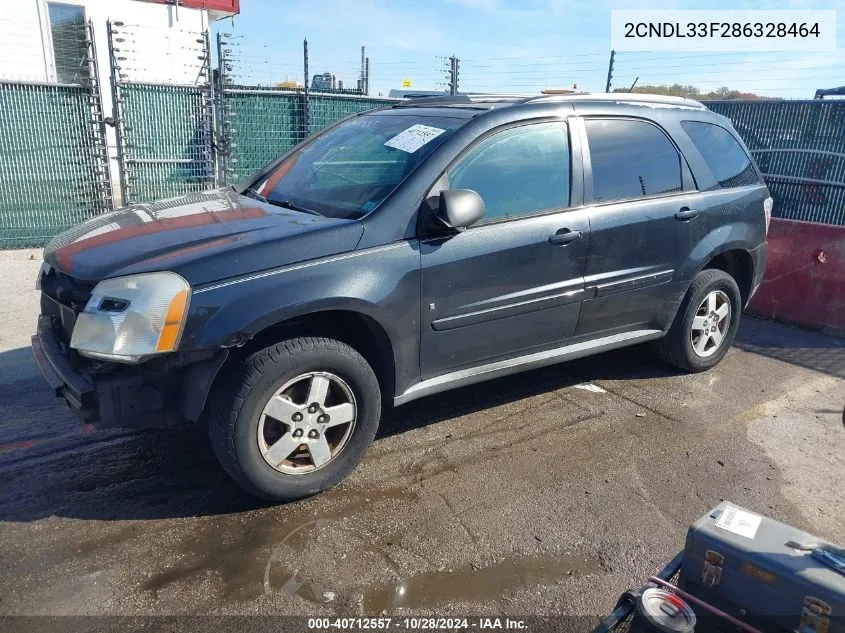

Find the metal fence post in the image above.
[
  {"left": 365, "top": 57, "right": 370, "bottom": 96},
  {"left": 201, "top": 28, "right": 218, "bottom": 188},
  {"left": 83, "top": 19, "right": 114, "bottom": 213},
  {"left": 448, "top": 56, "right": 460, "bottom": 95},
  {"left": 605, "top": 49, "right": 615, "bottom": 93},
  {"left": 214, "top": 31, "right": 226, "bottom": 185},
  {"left": 106, "top": 20, "right": 128, "bottom": 207},
  {"left": 302, "top": 38, "right": 310, "bottom": 140}
]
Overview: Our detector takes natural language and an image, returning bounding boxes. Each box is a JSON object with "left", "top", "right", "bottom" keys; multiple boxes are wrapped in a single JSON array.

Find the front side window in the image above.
[
  {"left": 585, "top": 118, "right": 682, "bottom": 203},
  {"left": 48, "top": 3, "right": 88, "bottom": 84},
  {"left": 255, "top": 113, "right": 463, "bottom": 219},
  {"left": 681, "top": 120, "right": 760, "bottom": 189},
  {"left": 446, "top": 122, "right": 570, "bottom": 221}
]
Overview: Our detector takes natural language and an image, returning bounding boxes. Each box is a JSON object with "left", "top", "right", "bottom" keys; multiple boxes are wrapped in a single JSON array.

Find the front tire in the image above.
[
  {"left": 657, "top": 269, "right": 742, "bottom": 372},
  {"left": 208, "top": 337, "right": 381, "bottom": 501}
]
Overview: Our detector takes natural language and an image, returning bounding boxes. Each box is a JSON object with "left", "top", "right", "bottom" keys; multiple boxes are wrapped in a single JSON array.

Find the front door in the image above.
[{"left": 419, "top": 121, "right": 590, "bottom": 379}]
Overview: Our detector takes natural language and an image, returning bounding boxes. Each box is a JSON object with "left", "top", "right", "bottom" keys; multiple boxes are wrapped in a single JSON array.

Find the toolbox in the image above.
[{"left": 678, "top": 501, "right": 845, "bottom": 633}]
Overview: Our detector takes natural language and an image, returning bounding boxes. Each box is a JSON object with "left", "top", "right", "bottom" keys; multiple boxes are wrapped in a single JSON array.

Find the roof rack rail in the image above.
[
  {"left": 393, "top": 93, "right": 539, "bottom": 107},
  {"left": 391, "top": 92, "right": 708, "bottom": 111},
  {"left": 526, "top": 92, "right": 707, "bottom": 109}
]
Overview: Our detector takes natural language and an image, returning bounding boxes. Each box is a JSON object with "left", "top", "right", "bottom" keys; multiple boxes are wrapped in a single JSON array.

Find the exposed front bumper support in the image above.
[{"left": 32, "top": 315, "right": 227, "bottom": 428}]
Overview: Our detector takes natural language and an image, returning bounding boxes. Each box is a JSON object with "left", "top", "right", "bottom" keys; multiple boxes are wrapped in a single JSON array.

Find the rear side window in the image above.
[
  {"left": 681, "top": 120, "right": 760, "bottom": 189},
  {"left": 447, "top": 122, "right": 570, "bottom": 221},
  {"left": 585, "top": 118, "right": 682, "bottom": 203}
]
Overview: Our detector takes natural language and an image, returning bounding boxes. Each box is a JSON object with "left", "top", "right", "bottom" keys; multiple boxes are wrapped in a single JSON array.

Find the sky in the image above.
[{"left": 213, "top": 0, "right": 845, "bottom": 99}]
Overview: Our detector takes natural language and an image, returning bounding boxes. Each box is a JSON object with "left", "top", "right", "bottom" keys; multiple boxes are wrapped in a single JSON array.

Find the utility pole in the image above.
[
  {"left": 448, "top": 55, "right": 459, "bottom": 95},
  {"left": 605, "top": 49, "right": 615, "bottom": 93}
]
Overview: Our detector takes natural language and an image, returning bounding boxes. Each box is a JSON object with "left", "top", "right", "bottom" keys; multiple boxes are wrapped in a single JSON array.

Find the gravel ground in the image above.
[{"left": 0, "top": 247, "right": 843, "bottom": 628}]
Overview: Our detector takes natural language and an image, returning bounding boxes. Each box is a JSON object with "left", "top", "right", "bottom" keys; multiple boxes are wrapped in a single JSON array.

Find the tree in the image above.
[{"left": 612, "top": 84, "right": 772, "bottom": 100}]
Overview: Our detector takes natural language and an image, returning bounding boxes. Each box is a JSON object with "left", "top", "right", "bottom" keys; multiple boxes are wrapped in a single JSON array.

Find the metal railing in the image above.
[{"left": 707, "top": 100, "right": 845, "bottom": 226}]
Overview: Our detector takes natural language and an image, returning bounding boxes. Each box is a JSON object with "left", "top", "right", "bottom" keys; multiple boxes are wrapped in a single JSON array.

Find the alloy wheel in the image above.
[
  {"left": 257, "top": 371, "right": 357, "bottom": 474},
  {"left": 690, "top": 290, "right": 731, "bottom": 358}
]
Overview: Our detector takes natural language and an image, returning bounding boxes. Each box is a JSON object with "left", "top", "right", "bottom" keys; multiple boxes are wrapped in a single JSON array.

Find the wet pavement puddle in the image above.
[
  {"left": 263, "top": 511, "right": 605, "bottom": 612},
  {"left": 360, "top": 553, "right": 605, "bottom": 611}
]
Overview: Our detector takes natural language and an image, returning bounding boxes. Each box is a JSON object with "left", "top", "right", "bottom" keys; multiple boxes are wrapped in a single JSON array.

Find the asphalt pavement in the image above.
[{"left": 0, "top": 248, "right": 843, "bottom": 626}]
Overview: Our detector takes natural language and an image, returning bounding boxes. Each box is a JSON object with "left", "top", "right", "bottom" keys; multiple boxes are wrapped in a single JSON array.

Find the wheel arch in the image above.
[
  {"left": 668, "top": 233, "right": 758, "bottom": 330},
  {"left": 222, "top": 308, "right": 397, "bottom": 405},
  {"left": 680, "top": 223, "right": 758, "bottom": 308},
  {"left": 703, "top": 248, "right": 754, "bottom": 308}
]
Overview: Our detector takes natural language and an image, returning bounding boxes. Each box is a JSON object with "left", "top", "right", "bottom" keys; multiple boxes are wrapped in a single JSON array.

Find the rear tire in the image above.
[
  {"left": 208, "top": 337, "right": 381, "bottom": 501},
  {"left": 657, "top": 269, "right": 741, "bottom": 372}
]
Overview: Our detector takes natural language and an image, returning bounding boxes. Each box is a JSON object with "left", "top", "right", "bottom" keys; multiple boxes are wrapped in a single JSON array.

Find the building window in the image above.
[{"left": 47, "top": 3, "right": 88, "bottom": 84}]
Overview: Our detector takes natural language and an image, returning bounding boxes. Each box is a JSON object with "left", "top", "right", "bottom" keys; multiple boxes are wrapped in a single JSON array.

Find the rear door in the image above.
[
  {"left": 419, "top": 120, "right": 590, "bottom": 379},
  {"left": 573, "top": 116, "right": 703, "bottom": 339}
]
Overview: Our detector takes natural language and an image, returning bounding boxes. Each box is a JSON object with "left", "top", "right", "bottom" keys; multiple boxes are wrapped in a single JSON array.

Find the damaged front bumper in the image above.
[{"left": 31, "top": 315, "right": 227, "bottom": 428}]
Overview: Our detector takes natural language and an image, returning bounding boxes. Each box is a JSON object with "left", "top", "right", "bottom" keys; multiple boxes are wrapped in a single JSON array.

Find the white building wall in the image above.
[
  {"left": 0, "top": 1, "right": 53, "bottom": 82},
  {"left": 0, "top": 0, "right": 209, "bottom": 85},
  {"left": 0, "top": 0, "right": 212, "bottom": 206}
]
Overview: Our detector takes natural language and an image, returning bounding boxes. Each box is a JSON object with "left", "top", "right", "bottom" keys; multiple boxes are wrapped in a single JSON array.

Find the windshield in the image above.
[{"left": 250, "top": 113, "right": 464, "bottom": 219}]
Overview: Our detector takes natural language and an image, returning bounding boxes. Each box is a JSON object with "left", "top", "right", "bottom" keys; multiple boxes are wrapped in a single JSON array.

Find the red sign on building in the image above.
[{"left": 133, "top": 0, "right": 240, "bottom": 18}]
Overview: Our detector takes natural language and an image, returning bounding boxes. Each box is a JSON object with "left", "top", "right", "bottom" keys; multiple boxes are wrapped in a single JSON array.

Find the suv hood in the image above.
[{"left": 43, "top": 188, "right": 364, "bottom": 286}]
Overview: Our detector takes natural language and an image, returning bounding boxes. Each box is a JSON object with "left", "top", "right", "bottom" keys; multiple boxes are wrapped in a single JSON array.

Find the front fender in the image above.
[{"left": 181, "top": 241, "right": 421, "bottom": 392}]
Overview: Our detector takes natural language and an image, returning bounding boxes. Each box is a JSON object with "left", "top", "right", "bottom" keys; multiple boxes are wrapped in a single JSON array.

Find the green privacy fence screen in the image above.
[
  {"left": 117, "top": 83, "right": 216, "bottom": 204},
  {"left": 307, "top": 94, "right": 399, "bottom": 135},
  {"left": 108, "top": 21, "right": 216, "bottom": 206},
  {"left": 218, "top": 89, "right": 305, "bottom": 184},
  {"left": 706, "top": 100, "right": 845, "bottom": 226},
  {"left": 0, "top": 21, "right": 111, "bottom": 248},
  {"left": 6, "top": 20, "right": 845, "bottom": 250},
  {"left": 0, "top": 83, "right": 105, "bottom": 247},
  {"left": 0, "top": 81, "right": 114, "bottom": 248},
  {"left": 219, "top": 88, "right": 396, "bottom": 184}
]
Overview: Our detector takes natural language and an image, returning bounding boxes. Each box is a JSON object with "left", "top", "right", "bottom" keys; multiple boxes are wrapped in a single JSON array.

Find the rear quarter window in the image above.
[
  {"left": 681, "top": 120, "right": 761, "bottom": 189},
  {"left": 585, "top": 118, "right": 683, "bottom": 203}
]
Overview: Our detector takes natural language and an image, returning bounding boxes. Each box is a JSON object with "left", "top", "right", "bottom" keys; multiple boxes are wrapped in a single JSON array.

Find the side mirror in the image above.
[{"left": 437, "top": 189, "right": 486, "bottom": 230}]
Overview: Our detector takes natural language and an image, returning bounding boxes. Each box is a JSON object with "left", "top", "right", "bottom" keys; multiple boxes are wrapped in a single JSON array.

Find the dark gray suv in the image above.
[{"left": 33, "top": 93, "right": 769, "bottom": 501}]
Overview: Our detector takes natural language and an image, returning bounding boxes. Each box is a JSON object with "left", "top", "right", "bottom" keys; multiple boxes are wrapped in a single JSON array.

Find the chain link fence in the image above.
[
  {"left": 117, "top": 81, "right": 216, "bottom": 202},
  {"left": 3, "top": 23, "right": 845, "bottom": 248},
  {"left": 708, "top": 100, "right": 845, "bottom": 226},
  {"left": 218, "top": 88, "right": 306, "bottom": 184},
  {"left": 0, "top": 21, "right": 112, "bottom": 248},
  {"left": 216, "top": 34, "right": 397, "bottom": 184},
  {"left": 107, "top": 22, "right": 215, "bottom": 205},
  {"left": 307, "top": 94, "right": 398, "bottom": 134}
]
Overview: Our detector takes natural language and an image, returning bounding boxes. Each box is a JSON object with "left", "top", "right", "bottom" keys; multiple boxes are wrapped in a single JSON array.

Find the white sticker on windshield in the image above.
[
  {"left": 715, "top": 506, "right": 762, "bottom": 539},
  {"left": 384, "top": 124, "right": 446, "bottom": 153}
]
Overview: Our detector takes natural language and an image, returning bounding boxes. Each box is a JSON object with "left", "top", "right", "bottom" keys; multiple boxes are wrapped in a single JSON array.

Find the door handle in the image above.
[
  {"left": 548, "top": 229, "right": 583, "bottom": 245},
  {"left": 675, "top": 207, "right": 699, "bottom": 221}
]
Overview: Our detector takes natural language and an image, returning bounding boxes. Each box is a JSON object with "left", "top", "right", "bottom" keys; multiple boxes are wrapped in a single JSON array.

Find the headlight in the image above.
[{"left": 70, "top": 272, "right": 191, "bottom": 363}]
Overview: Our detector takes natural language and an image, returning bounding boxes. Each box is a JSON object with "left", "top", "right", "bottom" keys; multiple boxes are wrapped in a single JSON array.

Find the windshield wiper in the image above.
[
  {"left": 243, "top": 186, "right": 268, "bottom": 202},
  {"left": 244, "top": 187, "right": 321, "bottom": 216},
  {"left": 271, "top": 199, "right": 322, "bottom": 216}
]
